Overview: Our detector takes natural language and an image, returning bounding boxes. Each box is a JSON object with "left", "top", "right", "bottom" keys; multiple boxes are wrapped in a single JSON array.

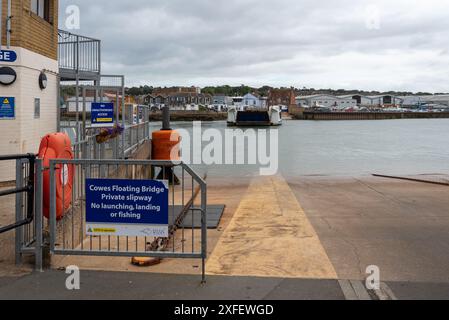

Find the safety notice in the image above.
[
  {"left": 0, "top": 97, "right": 15, "bottom": 120},
  {"left": 85, "top": 179, "right": 169, "bottom": 237},
  {"left": 91, "top": 102, "right": 114, "bottom": 128}
]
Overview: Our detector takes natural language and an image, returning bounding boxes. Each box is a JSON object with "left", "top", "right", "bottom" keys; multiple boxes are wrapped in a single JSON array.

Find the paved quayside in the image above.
[{"left": 206, "top": 175, "right": 337, "bottom": 279}]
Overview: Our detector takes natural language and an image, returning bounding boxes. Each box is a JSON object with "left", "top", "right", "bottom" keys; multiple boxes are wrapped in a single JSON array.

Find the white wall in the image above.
[
  {"left": 297, "top": 95, "right": 356, "bottom": 108},
  {"left": 0, "top": 46, "right": 58, "bottom": 181}
]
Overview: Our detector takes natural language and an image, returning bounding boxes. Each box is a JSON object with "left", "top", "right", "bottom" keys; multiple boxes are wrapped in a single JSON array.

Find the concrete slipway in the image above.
[
  {"left": 49, "top": 175, "right": 336, "bottom": 281},
  {"left": 2, "top": 173, "right": 449, "bottom": 299}
]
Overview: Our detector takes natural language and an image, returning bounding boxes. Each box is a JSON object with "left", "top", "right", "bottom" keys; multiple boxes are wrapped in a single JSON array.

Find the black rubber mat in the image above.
[{"left": 169, "top": 205, "right": 226, "bottom": 229}]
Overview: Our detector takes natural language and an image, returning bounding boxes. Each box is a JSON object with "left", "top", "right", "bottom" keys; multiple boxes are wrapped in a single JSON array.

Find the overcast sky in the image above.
[{"left": 59, "top": 0, "right": 449, "bottom": 92}]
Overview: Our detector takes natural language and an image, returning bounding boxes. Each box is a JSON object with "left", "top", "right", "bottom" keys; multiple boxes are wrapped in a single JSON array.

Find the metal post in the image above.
[
  {"left": 145, "top": 107, "right": 149, "bottom": 139},
  {"left": 34, "top": 159, "right": 43, "bottom": 271},
  {"left": 162, "top": 106, "right": 172, "bottom": 130},
  {"left": 49, "top": 162, "right": 56, "bottom": 251},
  {"left": 201, "top": 182, "right": 207, "bottom": 284},
  {"left": 6, "top": 0, "right": 11, "bottom": 48},
  {"left": 114, "top": 90, "right": 119, "bottom": 159},
  {"left": 82, "top": 87, "right": 87, "bottom": 142},
  {"left": 75, "top": 76, "right": 80, "bottom": 146},
  {"left": 14, "top": 159, "right": 23, "bottom": 265},
  {"left": 121, "top": 76, "right": 126, "bottom": 159},
  {"left": 57, "top": 75, "right": 61, "bottom": 132},
  {"left": 0, "top": 0, "right": 3, "bottom": 51}
]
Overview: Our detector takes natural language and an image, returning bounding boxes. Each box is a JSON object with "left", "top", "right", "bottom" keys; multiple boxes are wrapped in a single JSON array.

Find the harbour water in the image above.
[{"left": 151, "top": 119, "right": 449, "bottom": 178}]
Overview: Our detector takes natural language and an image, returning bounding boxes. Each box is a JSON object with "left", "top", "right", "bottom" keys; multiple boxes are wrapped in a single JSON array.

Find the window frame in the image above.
[{"left": 31, "top": 0, "right": 51, "bottom": 23}]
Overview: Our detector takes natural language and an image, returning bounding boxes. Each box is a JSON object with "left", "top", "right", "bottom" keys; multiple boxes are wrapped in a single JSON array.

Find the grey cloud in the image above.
[{"left": 59, "top": 0, "right": 449, "bottom": 92}]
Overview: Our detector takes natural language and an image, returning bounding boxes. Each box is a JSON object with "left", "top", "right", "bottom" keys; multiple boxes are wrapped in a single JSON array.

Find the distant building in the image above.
[
  {"left": 267, "top": 89, "right": 296, "bottom": 108},
  {"left": 421, "top": 95, "right": 449, "bottom": 107},
  {"left": 143, "top": 94, "right": 167, "bottom": 107},
  {"left": 242, "top": 93, "right": 264, "bottom": 108},
  {"left": 153, "top": 86, "right": 201, "bottom": 96},
  {"left": 213, "top": 94, "right": 233, "bottom": 106},
  {"left": 297, "top": 94, "right": 356, "bottom": 109},
  {"left": 166, "top": 93, "right": 212, "bottom": 109},
  {"left": 395, "top": 95, "right": 449, "bottom": 108},
  {"left": 340, "top": 95, "right": 402, "bottom": 107}
]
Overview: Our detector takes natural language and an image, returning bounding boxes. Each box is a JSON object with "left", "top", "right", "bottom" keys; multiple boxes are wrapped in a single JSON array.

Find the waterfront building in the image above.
[
  {"left": 212, "top": 94, "right": 233, "bottom": 106},
  {"left": 167, "top": 92, "right": 212, "bottom": 109},
  {"left": 153, "top": 86, "right": 201, "bottom": 96},
  {"left": 143, "top": 94, "right": 167, "bottom": 108},
  {"left": 342, "top": 94, "right": 403, "bottom": 107},
  {"left": 297, "top": 94, "right": 357, "bottom": 109},
  {"left": 421, "top": 94, "right": 449, "bottom": 107},
  {"left": 0, "top": 0, "right": 59, "bottom": 181},
  {"left": 242, "top": 93, "right": 264, "bottom": 108},
  {"left": 267, "top": 89, "right": 296, "bottom": 109}
]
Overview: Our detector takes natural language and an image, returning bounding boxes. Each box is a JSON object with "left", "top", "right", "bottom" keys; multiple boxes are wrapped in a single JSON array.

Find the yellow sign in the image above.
[
  {"left": 3, "top": 98, "right": 9, "bottom": 104},
  {"left": 92, "top": 228, "right": 116, "bottom": 233}
]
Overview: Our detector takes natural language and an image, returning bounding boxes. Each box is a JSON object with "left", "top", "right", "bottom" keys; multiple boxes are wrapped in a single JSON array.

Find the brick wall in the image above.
[
  {"left": 267, "top": 89, "right": 296, "bottom": 108},
  {"left": 1, "top": 0, "right": 58, "bottom": 60}
]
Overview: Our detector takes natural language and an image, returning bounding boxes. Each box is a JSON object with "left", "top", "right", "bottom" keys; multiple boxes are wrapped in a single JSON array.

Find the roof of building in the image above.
[{"left": 297, "top": 94, "right": 351, "bottom": 100}]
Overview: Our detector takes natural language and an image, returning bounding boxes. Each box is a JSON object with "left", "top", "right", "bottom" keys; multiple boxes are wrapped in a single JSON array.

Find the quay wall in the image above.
[
  {"left": 294, "top": 112, "right": 449, "bottom": 121},
  {"left": 149, "top": 111, "right": 227, "bottom": 122}
]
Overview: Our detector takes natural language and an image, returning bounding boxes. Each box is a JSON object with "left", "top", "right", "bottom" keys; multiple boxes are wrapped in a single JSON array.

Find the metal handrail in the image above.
[
  {"left": 0, "top": 154, "right": 36, "bottom": 234},
  {"left": 58, "top": 29, "right": 101, "bottom": 74}
]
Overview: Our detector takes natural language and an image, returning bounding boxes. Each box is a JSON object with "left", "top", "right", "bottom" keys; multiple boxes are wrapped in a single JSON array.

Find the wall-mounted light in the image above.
[
  {"left": 0, "top": 67, "right": 17, "bottom": 86},
  {"left": 39, "top": 72, "right": 47, "bottom": 90}
]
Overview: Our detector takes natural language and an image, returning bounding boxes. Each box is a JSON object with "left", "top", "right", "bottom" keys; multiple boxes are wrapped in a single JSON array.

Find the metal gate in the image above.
[
  {"left": 0, "top": 155, "right": 44, "bottom": 271},
  {"left": 48, "top": 159, "right": 208, "bottom": 281}
]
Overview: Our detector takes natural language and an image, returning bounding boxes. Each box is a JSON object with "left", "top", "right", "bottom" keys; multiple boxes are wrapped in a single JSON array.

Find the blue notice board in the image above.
[
  {"left": 91, "top": 102, "right": 114, "bottom": 128},
  {"left": 85, "top": 179, "right": 169, "bottom": 237},
  {"left": 0, "top": 97, "right": 15, "bottom": 120}
]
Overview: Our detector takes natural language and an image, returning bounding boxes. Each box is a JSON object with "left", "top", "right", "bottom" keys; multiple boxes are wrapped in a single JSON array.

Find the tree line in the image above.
[{"left": 123, "top": 85, "right": 442, "bottom": 97}]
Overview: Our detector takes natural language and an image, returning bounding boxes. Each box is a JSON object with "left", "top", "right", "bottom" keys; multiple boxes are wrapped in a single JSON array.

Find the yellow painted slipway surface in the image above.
[{"left": 206, "top": 175, "right": 337, "bottom": 279}]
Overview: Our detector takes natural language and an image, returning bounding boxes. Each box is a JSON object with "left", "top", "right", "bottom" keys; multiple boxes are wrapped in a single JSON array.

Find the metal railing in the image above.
[
  {"left": 48, "top": 159, "right": 208, "bottom": 281},
  {"left": 5, "top": 157, "right": 44, "bottom": 271},
  {"left": 61, "top": 105, "right": 150, "bottom": 161},
  {"left": 58, "top": 29, "right": 101, "bottom": 75},
  {"left": 0, "top": 154, "right": 36, "bottom": 234}
]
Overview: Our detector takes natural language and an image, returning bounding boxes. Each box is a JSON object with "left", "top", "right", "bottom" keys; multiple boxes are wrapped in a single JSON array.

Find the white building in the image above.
[
  {"left": 296, "top": 94, "right": 357, "bottom": 109},
  {"left": 242, "top": 93, "right": 265, "bottom": 108},
  {"left": 343, "top": 95, "right": 403, "bottom": 107},
  {"left": 0, "top": 1, "right": 59, "bottom": 182}
]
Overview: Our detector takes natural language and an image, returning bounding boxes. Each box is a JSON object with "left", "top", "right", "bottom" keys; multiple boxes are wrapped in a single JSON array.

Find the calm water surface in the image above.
[{"left": 150, "top": 119, "right": 449, "bottom": 178}]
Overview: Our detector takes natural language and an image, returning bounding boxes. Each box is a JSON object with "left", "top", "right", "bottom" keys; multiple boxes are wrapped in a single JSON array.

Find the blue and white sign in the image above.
[
  {"left": 91, "top": 102, "right": 114, "bottom": 128},
  {"left": 0, "top": 50, "right": 17, "bottom": 62},
  {"left": 86, "top": 179, "right": 169, "bottom": 237},
  {"left": 0, "top": 97, "right": 15, "bottom": 120}
]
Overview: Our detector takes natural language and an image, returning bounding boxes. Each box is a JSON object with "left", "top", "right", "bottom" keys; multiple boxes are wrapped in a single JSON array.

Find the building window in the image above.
[
  {"left": 31, "top": 0, "right": 51, "bottom": 22},
  {"left": 34, "top": 98, "right": 40, "bottom": 119}
]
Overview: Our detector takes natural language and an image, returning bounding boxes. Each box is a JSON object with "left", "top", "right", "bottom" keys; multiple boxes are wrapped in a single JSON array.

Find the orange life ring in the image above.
[{"left": 38, "top": 133, "right": 74, "bottom": 220}]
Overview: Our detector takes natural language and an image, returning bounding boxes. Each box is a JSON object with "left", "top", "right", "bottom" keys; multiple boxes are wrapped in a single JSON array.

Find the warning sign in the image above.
[
  {"left": 91, "top": 103, "right": 114, "bottom": 128},
  {"left": 0, "top": 97, "right": 15, "bottom": 120},
  {"left": 85, "top": 179, "right": 169, "bottom": 237}
]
